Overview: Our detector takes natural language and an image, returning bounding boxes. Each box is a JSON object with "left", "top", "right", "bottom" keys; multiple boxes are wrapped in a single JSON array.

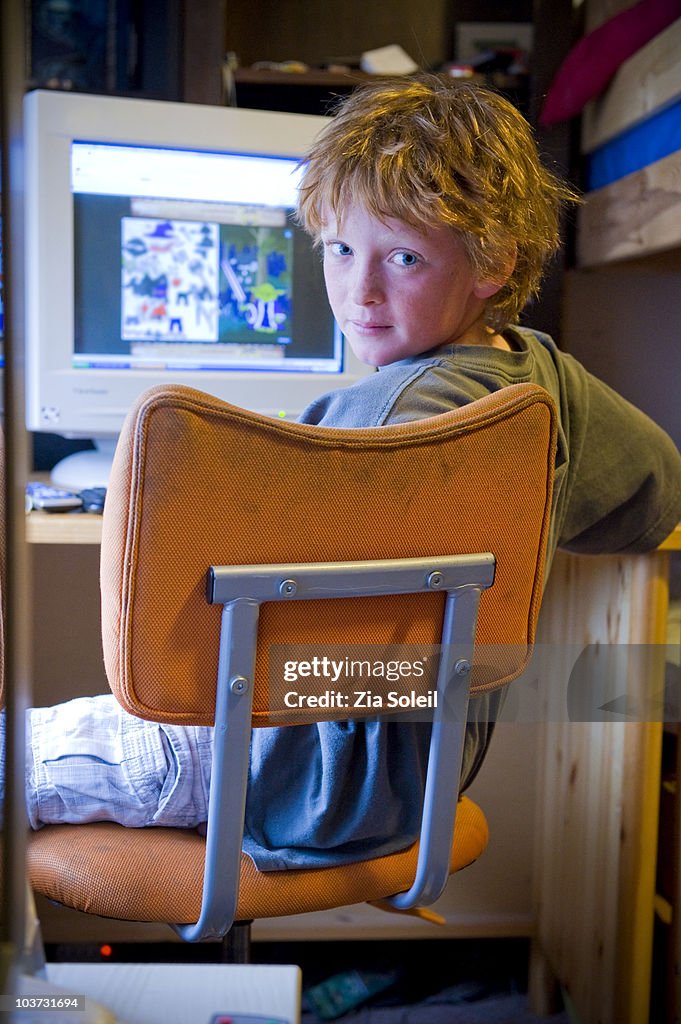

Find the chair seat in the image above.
[{"left": 28, "top": 796, "right": 488, "bottom": 924}]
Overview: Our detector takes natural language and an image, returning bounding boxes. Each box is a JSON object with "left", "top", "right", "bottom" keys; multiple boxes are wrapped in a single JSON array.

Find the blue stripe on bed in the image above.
[{"left": 585, "top": 96, "right": 681, "bottom": 191}]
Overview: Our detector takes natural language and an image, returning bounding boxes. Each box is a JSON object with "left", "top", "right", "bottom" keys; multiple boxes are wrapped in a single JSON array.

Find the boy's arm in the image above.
[
  {"left": 555, "top": 364, "right": 681, "bottom": 555},
  {"left": 300, "top": 342, "right": 681, "bottom": 557}
]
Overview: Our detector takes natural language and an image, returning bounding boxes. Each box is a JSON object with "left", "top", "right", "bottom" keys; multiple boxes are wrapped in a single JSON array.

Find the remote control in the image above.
[{"left": 26, "top": 482, "right": 83, "bottom": 512}]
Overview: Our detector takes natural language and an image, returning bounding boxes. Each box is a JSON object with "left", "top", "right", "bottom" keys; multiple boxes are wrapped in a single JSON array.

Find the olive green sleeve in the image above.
[{"left": 554, "top": 356, "right": 681, "bottom": 554}]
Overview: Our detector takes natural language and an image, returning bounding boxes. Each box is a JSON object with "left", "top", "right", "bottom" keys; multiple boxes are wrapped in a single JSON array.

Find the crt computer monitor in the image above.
[{"left": 23, "top": 89, "right": 372, "bottom": 488}]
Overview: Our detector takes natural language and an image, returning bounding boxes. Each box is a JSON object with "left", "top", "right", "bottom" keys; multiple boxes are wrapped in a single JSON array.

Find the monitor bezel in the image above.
[{"left": 24, "top": 89, "right": 371, "bottom": 438}]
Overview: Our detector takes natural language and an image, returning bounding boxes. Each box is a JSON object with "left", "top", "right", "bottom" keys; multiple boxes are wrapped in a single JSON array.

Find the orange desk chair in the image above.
[{"left": 27, "top": 381, "right": 556, "bottom": 949}]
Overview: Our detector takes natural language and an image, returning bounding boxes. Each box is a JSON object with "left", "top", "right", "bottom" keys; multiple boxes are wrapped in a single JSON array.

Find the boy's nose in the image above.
[{"left": 351, "top": 266, "right": 383, "bottom": 305}]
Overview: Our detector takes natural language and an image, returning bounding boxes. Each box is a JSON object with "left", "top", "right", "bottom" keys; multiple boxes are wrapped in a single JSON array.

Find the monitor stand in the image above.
[{"left": 49, "top": 440, "right": 117, "bottom": 491}]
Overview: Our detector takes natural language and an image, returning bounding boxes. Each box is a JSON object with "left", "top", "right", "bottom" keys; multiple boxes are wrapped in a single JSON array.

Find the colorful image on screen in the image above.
[
  {"left": 122, "top": 217, "right": 221, "bottom": 343},
  {"left": 121, "top": 212, "right": 296, "bottom": 348},
  {"left": 220, "top": 221, "right": 293, "bottom": 343}
]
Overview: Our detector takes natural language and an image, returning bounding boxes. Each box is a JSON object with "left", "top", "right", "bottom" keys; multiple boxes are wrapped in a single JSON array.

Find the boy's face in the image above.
[{"left": 320, "top": 203, "right": 499, "bottom": 367}]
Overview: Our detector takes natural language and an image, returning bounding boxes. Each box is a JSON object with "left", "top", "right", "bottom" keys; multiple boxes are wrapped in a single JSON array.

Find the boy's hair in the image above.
[{"left": 297, "top": 74, "right": 578, "bottom": 328}]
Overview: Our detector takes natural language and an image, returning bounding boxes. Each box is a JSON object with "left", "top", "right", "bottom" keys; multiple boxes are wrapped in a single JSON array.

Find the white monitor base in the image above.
[{"left": 49, "top": 441, "right": 117, "bottom": 491}]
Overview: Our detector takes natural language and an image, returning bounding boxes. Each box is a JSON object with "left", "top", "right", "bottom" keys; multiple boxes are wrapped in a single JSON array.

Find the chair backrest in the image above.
[{"left": 100, "top": 382, "right": 557, "bottom": 726}]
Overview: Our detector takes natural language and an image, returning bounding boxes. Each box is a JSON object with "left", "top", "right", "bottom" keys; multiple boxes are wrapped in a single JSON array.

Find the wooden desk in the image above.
[
  {"left": 530, "top": 529, "right": 681, "bottom": 1024},
  {"left": 26, "top": 510, "right": 103, "bottom": 545}
]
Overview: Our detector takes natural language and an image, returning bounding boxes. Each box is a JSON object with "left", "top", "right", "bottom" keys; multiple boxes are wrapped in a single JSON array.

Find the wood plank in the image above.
[
  {"left": 26, "top": 511, "right": 103, "bottom": 545},
  {"left": 577, "top": 147, "right": 681, "bottom": 266},
  {"left": 530, "top": 547, "right": 670, "bottom": 1024},
  {"left": 582, "top": 17, "right": 681, "bottom": 152},
  {"left": 616, "top": 554, "right": 668, "bottom": 1023}
]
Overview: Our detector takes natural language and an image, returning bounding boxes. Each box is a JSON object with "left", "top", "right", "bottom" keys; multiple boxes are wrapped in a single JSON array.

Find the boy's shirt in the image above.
[{"left": 302, "top": 326, "right": 681, "bottom": 562}]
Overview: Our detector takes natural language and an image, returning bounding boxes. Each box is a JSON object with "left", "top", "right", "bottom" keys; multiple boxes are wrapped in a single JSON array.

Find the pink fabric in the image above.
[{"left": 539, "top": 0, "right": 681, "bottom": 126}]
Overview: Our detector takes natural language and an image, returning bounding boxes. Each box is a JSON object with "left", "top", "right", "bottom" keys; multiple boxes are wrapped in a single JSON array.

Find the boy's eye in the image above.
[
  {"left": 392, "top": 251, "right": 419, "bottom": 267},
  {"left": 330, "top": 242, "right": 353, "bottom": 256}
]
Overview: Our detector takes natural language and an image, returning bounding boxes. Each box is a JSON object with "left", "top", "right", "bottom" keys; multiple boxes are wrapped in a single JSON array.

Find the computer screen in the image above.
[{"left": 24, "top": 90, "right": 372, "bottom": 486}]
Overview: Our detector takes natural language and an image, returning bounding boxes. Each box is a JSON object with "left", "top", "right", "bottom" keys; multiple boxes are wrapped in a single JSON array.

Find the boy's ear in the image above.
[
  {"left": 473, "top": 244, "right": 517, "bottom": 300},
  {"left": 473, "top": 278, "right": 505, "bottom": 300}
]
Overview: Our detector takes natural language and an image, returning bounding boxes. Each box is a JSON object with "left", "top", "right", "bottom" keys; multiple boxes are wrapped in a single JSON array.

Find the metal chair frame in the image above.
[{"left": 178, "top": 552, "right": 496, "bottom": 942}]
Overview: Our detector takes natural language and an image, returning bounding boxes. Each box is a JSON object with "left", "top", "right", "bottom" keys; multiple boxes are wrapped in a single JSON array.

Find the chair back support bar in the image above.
[
  {"left": 179, "top": 596, "right": 259, "bottom": 941},
  {"left": 207, "top": 554, "right": 495, "bottom": 604}
]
